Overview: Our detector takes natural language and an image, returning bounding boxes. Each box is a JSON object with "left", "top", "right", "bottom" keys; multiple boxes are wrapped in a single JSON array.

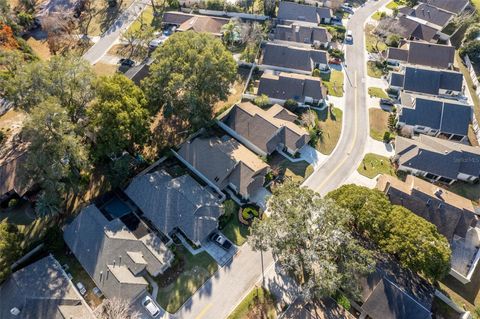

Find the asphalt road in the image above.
[
  {"left": 172, "top": 244, "right": 275, "bottom": 319},
  {"left": 83, "top": 0, "right": 148, "bottom": 65},
  {"left": 303, "top": 0, "right": 391, "bottom": 195}
]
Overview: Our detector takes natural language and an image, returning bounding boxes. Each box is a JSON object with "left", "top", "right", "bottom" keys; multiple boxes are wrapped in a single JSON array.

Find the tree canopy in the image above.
[
  {"left": 0, "top": 220, "right": 23, "bottom": 283},
  {"left": 1, "top": 54, "right": 96, "bottom": 120},
  {"left": 143, "top": 31, "right": 237, "bottom": 129},
  {"left": 88, "top": 74, "right": 150, "bottom": 160},
  {"left": 249, "top": 182, "right": 374, "bottom": 301},
  {"left": 327, "top": 184, "right": 451, "bottom": 281},
  {"left": 21, "top": 98, "right": 89, "bottom": 217}
]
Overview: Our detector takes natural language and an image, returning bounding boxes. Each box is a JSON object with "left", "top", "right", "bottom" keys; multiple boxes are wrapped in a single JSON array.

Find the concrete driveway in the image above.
[{"left": 202, "top": 233, "right": 238, "bottom": 267}]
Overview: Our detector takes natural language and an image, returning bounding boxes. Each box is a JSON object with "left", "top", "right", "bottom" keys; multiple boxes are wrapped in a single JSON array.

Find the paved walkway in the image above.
[
  {"left": 145, "top": 274, "right": 159, "bottom": 299},
  {"left": 299, "top": 145, "right": 329, "bottom": 169},
  {"left": 83, "top": 0, "right": 149, "bottom": 64}
]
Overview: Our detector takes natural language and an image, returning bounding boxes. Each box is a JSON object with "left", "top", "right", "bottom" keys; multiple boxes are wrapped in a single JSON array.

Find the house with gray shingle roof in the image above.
[
  {"left": 397, "top": 93, "right": 472, "bottom": 142},
  {"left": 162, "top": 12, "right": 230, "bottom": 36},
  {"left": 64, "top": 205, "right": 173, "bottom": 303},
  {"left": 394, "top": 135, "right": 480, "bottom": 185},
  {"left": 273, "top": 23, "right": 331, "bottom": 49},
  {"left": 257, "top": 72, "right": 325, "bottom": 106},
  {"left": 125, "top": 170, "right": 223, "bottom": 246},
  {"left": 399, "top": 4, "right": 454, "bottom": 30},
  {"left": 388, "top": 65, "right": 464, "bottom": 98},
  {"left": 177, "top": 135, "right": 269, "bottom": 201},
  {"left": 395, "top": 16, "right": 438, "bottom": 43},
  {"left": 386, "top": 41, "right": 455, "bottom": 69},
  {"left": 418, "top": 0, "right": 470, "bottom": 15},
  {"left": 0, "top": 255, "right": 94, "bottom": 319},
  {"left": 261, "top": 42, "right": 329, "bottom": 74},
  {"left": 277, "top": 1, "right": 334, "bottom": 25},
  {"left": 221, "top": 102, "right": 310, "bottom": 157}
]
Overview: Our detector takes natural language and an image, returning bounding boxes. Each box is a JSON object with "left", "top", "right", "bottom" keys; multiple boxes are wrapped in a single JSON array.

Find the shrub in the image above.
[
  {"left": 335, "top": 293, "right": 351, "bottom": 310},
  {"left": 386, "top": 34, "right": 401, "bottom": 47},
  {"left": 328, "top": 48, "right": 344, "bottom": 60},
  {"left": 383, "top": 131, "right": 391, "bottom": 142},
  {"left": 44, "top": 226, "right": 65, "bottom": 252},
  {"left": 8, "top": 198, "right": 18, "bottom": 208},
  {"left": 312, "top": 68, "right": 321, "bottom": 77},
  {"left": 253, "top": 94, "right": 269, "bottom": 108},
  {"left": 0, "top": 130, "right": 5, "bottom": 145},
  {"left": 284, "top": 99, "right": 299, "bottom": 112},
  {"left": 242, "top": 207, "right": 258, "bottom": 220}
]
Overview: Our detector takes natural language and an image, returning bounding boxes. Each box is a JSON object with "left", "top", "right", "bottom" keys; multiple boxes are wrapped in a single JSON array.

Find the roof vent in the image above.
[{"left": 10, "top": 308, "right": 20, "bottom": 316}]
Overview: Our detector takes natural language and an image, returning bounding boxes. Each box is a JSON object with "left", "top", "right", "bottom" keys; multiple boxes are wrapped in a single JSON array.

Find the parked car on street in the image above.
[
  {"left": 143, "top": 295, "right": 161, "bottom": 317},
  {"left": 210, "top": 233, "right": 233, "bottom": 250},
  {"left": 76, "top": 282, "right": 86, "bottom": 296},
  {"left": 345, "top": 30, "right": 353, "bottom": 43}
]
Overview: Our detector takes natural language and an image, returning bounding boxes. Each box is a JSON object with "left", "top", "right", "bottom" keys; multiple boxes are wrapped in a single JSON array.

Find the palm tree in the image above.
[{"left": 222, "top": 19, "right": 240, "bottom": 48}]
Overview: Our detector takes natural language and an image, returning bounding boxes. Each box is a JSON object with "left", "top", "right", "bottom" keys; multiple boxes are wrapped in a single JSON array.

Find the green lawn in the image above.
[
  {"left": 0, "top": 202, "right": 52, "bottom": 250},
  {"left": 472, "top": 0, "right": 480, "bottom": 13},
  {"left": 456, "top": 53, "right": 480, "bottom": 123},
  {"left": 357, "top": 153, "right": 395, "bottom": 179},
  {"left": 315, "top": 107, "right": 343, "bottom": 155},
  {"left": 386, "top": 1, "right": 399, "bottom": 9},
  {"left": 368, "top": 87, "right": 388, "bottom": 99},
  {"left": 371, "top": 11, "right": 384, "bottom": 21},
  {"left": 369, "top": 108, "right": 392, "bottom": 142},
  {"left": 227, "top": 286, "right": 277, "bottom": 319},
  {"left": 128, "top": 5, "right": 154, "bottom": 33},
  {"left": 367, "top": 61, "right": 386, "bottom": 78},
  {"left": 222, "top": 216, "right": 249, "bottom": 246},
  {"left": 155, "top": 245, "right": 218, "bottom": 313},
  {"left": 322, "top": 70, "right": 344, "bottom": 97}
]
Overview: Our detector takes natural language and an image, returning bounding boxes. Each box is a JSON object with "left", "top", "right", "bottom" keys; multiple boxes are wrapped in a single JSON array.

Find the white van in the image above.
[{"left": 345, "top": 30, "right": 353, "bottom": 43}]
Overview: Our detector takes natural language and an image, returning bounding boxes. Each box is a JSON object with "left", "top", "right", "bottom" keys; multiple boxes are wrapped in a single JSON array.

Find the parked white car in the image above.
[
  {"left": 345, "top": 30, "right": 353, "bottom": 43},
  {"left": 76, "top": 282, "right": 86, "bottom": 296},
  {"left": 142, "top": 295, "right": 161, "bottom": 317}
]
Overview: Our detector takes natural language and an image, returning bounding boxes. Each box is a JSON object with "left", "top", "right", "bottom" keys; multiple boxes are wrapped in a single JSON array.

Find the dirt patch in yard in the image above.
[
  {"left": 369, "top": 108, "right": 390, "bottom": 141},
  {"left": 92, "top": 62, "right": 117, "bottom": 76},
  {"left": 26, "top": 37, "right": 51, "bottom": 60},
  {"left": 214, "top": 67, "right": 250, "bottom": 115}
]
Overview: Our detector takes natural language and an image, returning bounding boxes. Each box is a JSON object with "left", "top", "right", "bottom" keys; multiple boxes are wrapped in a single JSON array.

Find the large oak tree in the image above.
[{"left": 143, "top": 31, "right": 237, "bottom": 129}]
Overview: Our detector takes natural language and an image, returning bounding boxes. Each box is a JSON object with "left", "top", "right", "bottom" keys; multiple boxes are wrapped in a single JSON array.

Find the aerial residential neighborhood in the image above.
[{"left": 2, "top": 0, "right": 480, "bottom": 318}]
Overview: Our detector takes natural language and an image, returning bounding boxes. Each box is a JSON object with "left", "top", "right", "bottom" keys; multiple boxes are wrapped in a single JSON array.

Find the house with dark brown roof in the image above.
[
  {"left": 257, "top": 72, "right": 325, "bottom": 106},
  {"left": 177, "top": 135, "right": 269, "bottom": 201},
  {"left": 0, "top": 152, "right": 32, "bottom": 206},
  {"left": 273, "top": 23, "right": 331, "bottom": 49},
  {"left": 394, "top": 135, "right": 480, "bottom": 185},
  {"left": 162, "top": 12, "right": 230, "bottom": 36},
  {"left": 220, "top": 102, "right": 310, "bottom": 157},
  {"left": 377, "top": 174, "right": 480, "bottom": 284},
  {"left": 386, "top": 41, "right": 455, "bottom": 69}
]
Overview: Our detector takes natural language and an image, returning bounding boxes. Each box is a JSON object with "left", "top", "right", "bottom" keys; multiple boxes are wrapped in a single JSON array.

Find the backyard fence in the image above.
[{"left": 463, "top": 55, "right": 480, "bottom": 143}]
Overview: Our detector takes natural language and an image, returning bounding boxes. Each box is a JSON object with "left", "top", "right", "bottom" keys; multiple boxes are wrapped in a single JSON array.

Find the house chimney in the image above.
[{"left": 435, "top": 188, "right": 443, "bottom": 198}]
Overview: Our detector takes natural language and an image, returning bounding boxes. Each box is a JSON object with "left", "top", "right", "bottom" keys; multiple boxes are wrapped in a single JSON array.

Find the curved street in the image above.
[
  {"left": 174, "top": 1, "right": 392, "bottom": 319},
  {"left": 303, "top": 0, "right": 391, "bottom": 195}
]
